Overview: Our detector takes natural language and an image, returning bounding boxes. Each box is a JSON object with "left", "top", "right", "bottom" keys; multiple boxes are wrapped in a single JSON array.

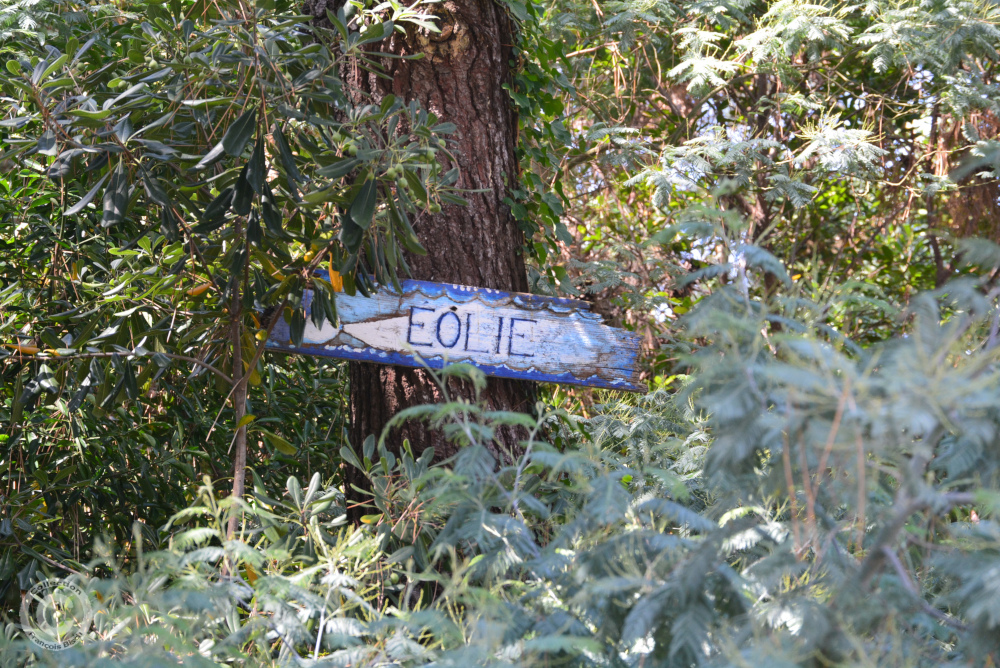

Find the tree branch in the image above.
[{"left": 882, "top": 545, "right": 968, "bottom": 631}]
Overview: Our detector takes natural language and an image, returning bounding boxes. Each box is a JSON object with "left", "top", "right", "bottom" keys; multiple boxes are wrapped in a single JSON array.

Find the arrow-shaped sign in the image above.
[{"left": 267, "top": 278, "right": 643, "bottom": 392}]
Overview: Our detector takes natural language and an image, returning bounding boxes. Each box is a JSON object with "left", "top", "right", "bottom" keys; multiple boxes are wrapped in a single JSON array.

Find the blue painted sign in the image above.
[{"left": 267, "top": 278, "right": 644, "bottom": 392}]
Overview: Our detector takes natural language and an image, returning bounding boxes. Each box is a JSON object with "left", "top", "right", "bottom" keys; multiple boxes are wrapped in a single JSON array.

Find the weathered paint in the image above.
[{"left": 267, "top": 278, "right": 644, "bottom": 392}]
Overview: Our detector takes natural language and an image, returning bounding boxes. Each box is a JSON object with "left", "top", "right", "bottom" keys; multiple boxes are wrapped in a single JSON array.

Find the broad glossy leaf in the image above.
[
  {"left": 339, "top": 214, "right": 364, "bottom": 252},
  {"left": 403, "top": 169, "right": 427, "bottom": 203},
  {"left": 199, "top": 186, "right": 234, "bottom": 228},
  {"left": 66, "top": 108, "right": 115, "bottom": 120},
  {"left": 246, "top": 137, "right": 265, "bottom": 194},
  {"left": 65, "top": 176, "right": 109, "bottom": 216},
  {"left": 289, "top": 307, "right": 305, "bottom": 347},
  {"left": 101, "top": 164, "right": 130, "bottom": 227},
  {"left": 67, "top": 373, "right": 94, "bottom": 412},
  {"left": 113, "top": 115, "right": 134, "bottom": 143},
  {"left": 326, "top": 8, "right": 349, "bottom": 40},
  {"left": 316, "top": 157, "right": 361, "bottom": 179},
  {"left": 247, "top": 207, "right": 262, "bottom": 245},
  {"left": 262, "top": 429, "right": 297, "bottom": 456},
  {"left": 36, "top": 364, "right": 57, "bottom": 393},
  {"left": 123, "top": 360, "right": 138, "bottom": 399},
  {"left": 389, "top": 200, "right": 426, "bottom": 255},
  {"left": 348, "top": 177, "right": 377, "bottom": 229},
  {"left": 32, "top": 53, "right": 66, "bottom": 84},
  {"left": 340, "top": 445, "right": 363, "bottom": 471},
  {"left": 0, "top": 116, "right": 32, "bottom": 128},
  {"left": 181, "top": 97, "right": 231, "bottom": 108},
  {"left": 160, "top": 207, "right": 179, "bottom": 241},
  {"left": 37, "top": 130, "right": 57, "bottom": 156},
  {"left": 139, "top": 68, "right": 171, "bottom": 83},
  {"left": 70, "top": 36, "right": 95, "bottom": 63},
  {"left": 261, "top": 183, "right": 290, "bottom": 239},
  {"left": 47, "top": 148, "right": 86, "bottom": 180},
  {"left": 272, "top": 124, "right": 303, "bottom": 189},
  {"left": 222, "top": 108, "right": 257, "bottom": 156},
  {"left": 106, "top": 83, "right": 147, "bottom": 109},
  {"left": 142, "top": 172, "right": 171, "bottom": 208},
  {"left": 356, "top": 21, "right": 394, "bottom": 46},
  {"left": 133, "top": 139, "right": 178, "bottom": 160},
  {"left": 193, "top": 142, "right": 226, "bottom": 171},
  {"left": 232, "top": 166, "right": 254, "bottom": 215}
]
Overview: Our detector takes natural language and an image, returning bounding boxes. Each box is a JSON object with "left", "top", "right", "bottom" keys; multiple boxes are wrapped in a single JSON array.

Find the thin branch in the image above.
[
  {"left": 859, "top": 492, "right": 977, "bottom": 586},
  {"left": 782, "top": 429, "right": 803, "bottom": 557},
  {"left": 206, "top": 294, "right": 290, "bottom": 440},
  {"left": 567, "top": 43, "right": 614, "bottom": 58},
  {"left": 882, "top": 545, "right": 969, "bottom": 631}
]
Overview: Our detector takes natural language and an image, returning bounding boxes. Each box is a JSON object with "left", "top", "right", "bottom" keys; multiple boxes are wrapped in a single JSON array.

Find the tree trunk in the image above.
[{"left": 307, "top": 0, "right": 533, "bottom": 519}]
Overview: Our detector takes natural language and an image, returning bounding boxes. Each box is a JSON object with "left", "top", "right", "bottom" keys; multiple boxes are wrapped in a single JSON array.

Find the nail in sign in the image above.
[{"left": 266, "top": 278, "right": 643, "bottom": 392}]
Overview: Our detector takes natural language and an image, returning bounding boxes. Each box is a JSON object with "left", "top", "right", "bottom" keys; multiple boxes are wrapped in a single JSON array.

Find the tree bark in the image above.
[{"left": 307, "top": 0, "right": 533, "bottom": 519}]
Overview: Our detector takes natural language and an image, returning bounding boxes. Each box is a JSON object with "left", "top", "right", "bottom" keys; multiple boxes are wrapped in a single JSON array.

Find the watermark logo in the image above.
[{"left": 20, "top": 578, "right": 93, "bottom": 651}]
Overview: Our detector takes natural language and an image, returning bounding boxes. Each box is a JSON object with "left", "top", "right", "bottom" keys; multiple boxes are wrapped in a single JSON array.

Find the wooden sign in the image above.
[{"left": 266, "top": 278, "right": 643, "bottom": 392}]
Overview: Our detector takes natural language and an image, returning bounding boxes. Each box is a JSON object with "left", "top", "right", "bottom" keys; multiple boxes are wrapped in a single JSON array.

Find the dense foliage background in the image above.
[{"left": 3, "top": 0, "right": 1000, "bottom": 664}]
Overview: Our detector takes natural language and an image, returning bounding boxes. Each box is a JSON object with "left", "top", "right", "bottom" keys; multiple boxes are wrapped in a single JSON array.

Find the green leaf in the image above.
[
  {"left": 65, "top": 172, "right": 110, "bottom": 216},
  {"left": 232, "top": 166, "right": 254, "bottom": 215},
  {"left": 505, "top": 0, "right": 529, "bottom": 21},
  {"left": 339, "top": 210, "right": 364, "bottom": 251},
  {"left": 107, "top": 83, "right": 147, "bottom": 108},
  {"left": 340, "top": 445, "right": 364, "bottom": 471},
  {"left": 0, "top": 116, "right": 32, "bottom": 128},
  {"left": 302, "top": 187, "right": 341, "bottom": 206},
  {"left": 161, "top": 207, "right": 179, "bottom": 241},
  {"left": 262, "top": 183, "right": 290, "bottom": 239},
  {"left": 357, "top": 20, "right": 394, "bottom": 45},
  {"left": 272, "top": 124, "right": 303, "bottom": 183},
  {"left": 310, "top": 285, "right": 330, "bottom": 329},
  {"left": 36, "top": 364, "right": 57, "bottom": 393},
  {"left": 65, "top": 108, "right": 114, "bottom": 120},
  {"left": 40, "top": 328, "right": 63, "bottom": 349},
  {"left": 33, "top": 53, "right": 67, "bottom": 84},
  {"left": 403, "top": 169, "right": 427, "bottom": 203},
  {"left": 193, "top": 143, "right": 226, "bottom": 171},
  {"left": 389, "top": 200, "right": 425, "bottom": 255},
  {"left": 289, "top": 307, "right": 306, "bottom": 346},
  {"left": 326, "top": 9, "right": 349, "bottom": 40},
  {"left": 141, "top": 172, "right": 171, "bottom": 208},
  {"left": 101, "top": 164, "right": 130, "bottom": 227},
  {"left": 113, "top": 115, "right": 134, "bottom": 143},
  {"left": 222, "top": 108, "right": 257, "bottom": 156},
  {"left": 348, "top": 177, "right": 377, "bottom": 229},
  {"left": 194, "top": 187, "right": 234, "bottom": 232},
  {"left": 122, "top": 360, "right": 138, "bottom": 399},
  {"left": 181, "top": 97, "right": 231, "bottom": 108},
  {"left": 287, "top": 475, "right": 303, "bottom": 506},
  {"left": 246, "top": 137, "right": 266, "bottom": 194},
  {"left": 236, "top": 414, "right": 256, "bottom": 429},
  {"left": 316, "top": 157, "right": 361, "bottom": 179},
  {"left": 247, "top": 207, "right": 262, "bottom": 245},
  {"left": 304, "top": 472, "right": 321, "bottom": 507},
  {"left": 37, "top": 130, "right": 56, "bottom": 156},
  {"left": 261, "top": 429, "right": 297, "bottom": 455}
]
